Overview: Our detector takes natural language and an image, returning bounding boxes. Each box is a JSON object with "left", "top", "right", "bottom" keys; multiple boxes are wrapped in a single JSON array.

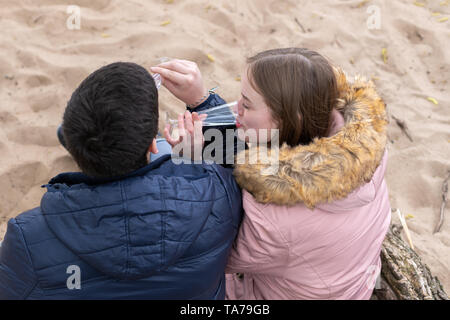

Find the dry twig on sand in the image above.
[
  {"left": 392, "top": 115, "right": 413, "bottom": 142},
  {"left": 294, "top": 18, "right": 306, "bottom": 33},
  {"left": 434, "top": 171, "right": 450, "bottom": 234},
  {"left": 395, "top": 208, "right": 414, "bottom": 250}
]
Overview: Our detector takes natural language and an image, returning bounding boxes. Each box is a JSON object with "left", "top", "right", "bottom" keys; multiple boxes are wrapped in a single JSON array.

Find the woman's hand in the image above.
[
  {"left": 150, "top": 59, "right": 207, "bottom": 108},
  {"left": 164, "top": 111, "right": 207, "bottom": 161}
]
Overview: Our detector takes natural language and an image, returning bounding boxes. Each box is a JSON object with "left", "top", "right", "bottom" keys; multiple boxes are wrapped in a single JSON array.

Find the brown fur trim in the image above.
[{"left": 233, "top": 68, "right": 388, "bottom": 209}]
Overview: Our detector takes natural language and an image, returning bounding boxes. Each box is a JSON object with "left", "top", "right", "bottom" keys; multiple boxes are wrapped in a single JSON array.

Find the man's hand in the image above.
[
  {"left": 150, "top": 59, "right": 207, "bottom": 108},
  {"left": 164, "top": 111, "right": 207, "bottom": 161}
]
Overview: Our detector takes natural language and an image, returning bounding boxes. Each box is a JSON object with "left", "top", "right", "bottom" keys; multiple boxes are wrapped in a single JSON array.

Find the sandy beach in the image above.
[{"left": 0, "top": 0, "right": 449, "bottom": 294}]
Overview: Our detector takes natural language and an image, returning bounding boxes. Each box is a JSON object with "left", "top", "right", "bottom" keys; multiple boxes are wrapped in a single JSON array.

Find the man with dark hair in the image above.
[
  {"left": 0, "top": 62, "right": 242, "bottom": 299},
  {"left": 63, "top": 62, "right": 160, "bottom": 178}
]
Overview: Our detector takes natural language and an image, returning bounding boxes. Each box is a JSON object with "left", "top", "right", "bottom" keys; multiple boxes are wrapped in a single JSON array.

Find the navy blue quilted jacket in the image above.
[{"left": 0, "top": 95, "right": 243, "bottom": 299}]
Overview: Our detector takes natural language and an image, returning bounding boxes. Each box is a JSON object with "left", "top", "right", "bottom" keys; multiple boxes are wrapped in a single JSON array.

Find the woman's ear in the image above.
[{"left": 146, "top": 138, "right": 159, "bottom": 163}]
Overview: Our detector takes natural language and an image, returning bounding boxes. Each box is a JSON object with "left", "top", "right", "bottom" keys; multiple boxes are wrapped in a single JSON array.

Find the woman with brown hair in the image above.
[{"left": 151, "top": 48, "right": 391, "bottom": 300}]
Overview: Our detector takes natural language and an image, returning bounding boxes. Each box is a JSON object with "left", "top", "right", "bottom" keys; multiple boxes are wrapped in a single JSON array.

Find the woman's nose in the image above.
[{"left": 237, "top": 100, "right": 244, "bottom": 116}]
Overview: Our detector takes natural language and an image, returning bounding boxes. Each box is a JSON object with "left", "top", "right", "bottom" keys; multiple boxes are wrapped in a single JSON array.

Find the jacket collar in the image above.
[
  {"left": 233, "top": 68, "right": 388, "bottom": 209},
  {"left": 43, "top": 154, "right": 171, "bottom": 188}
]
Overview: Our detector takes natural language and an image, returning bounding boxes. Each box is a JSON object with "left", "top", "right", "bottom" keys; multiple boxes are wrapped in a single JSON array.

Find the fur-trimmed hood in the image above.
[{"left": 233, "top": 69, "right": 388, "bottom": 209}]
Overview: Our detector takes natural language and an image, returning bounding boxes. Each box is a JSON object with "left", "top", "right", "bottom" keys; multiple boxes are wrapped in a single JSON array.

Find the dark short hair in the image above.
[
  {"left": 247, "top": 48, "right": 338, "bottom": 147},
  {"left": 62, "top": 62, "right": 159, "bottom": 178}
]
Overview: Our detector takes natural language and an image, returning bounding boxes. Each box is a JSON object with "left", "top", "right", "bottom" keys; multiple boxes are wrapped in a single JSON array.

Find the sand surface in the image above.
[{"left": 0, "top": 0, "right": 449, "bottom": 294}]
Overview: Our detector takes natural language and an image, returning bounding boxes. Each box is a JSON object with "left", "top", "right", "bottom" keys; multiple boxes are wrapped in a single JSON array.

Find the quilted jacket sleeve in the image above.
[
  {"left": 225, "top": 191, "right": 289, "bottom": 277},
  {"left": 0, "top": 218, "right": 38, "bottom": 299}
]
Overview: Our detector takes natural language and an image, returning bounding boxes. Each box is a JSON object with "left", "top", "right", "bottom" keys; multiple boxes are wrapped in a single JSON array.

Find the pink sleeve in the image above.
[{"left": 225, "top": 192, "right": 289, "bottom": 276}]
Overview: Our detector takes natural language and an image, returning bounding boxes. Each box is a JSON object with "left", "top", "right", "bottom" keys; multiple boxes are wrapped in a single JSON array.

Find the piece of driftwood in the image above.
[{"left": 371, "top": 224, "right": 448, "bottom": 300}]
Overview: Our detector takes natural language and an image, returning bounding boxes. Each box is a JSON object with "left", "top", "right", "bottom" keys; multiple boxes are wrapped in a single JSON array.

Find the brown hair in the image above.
[{"left": 247, "top": 48, "right": 338, "bottom": 147}]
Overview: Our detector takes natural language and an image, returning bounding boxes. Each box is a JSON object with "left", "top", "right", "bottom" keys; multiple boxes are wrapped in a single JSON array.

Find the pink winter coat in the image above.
[{"left": 226, "top": 70, "right": 391, "bottom": 300}]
